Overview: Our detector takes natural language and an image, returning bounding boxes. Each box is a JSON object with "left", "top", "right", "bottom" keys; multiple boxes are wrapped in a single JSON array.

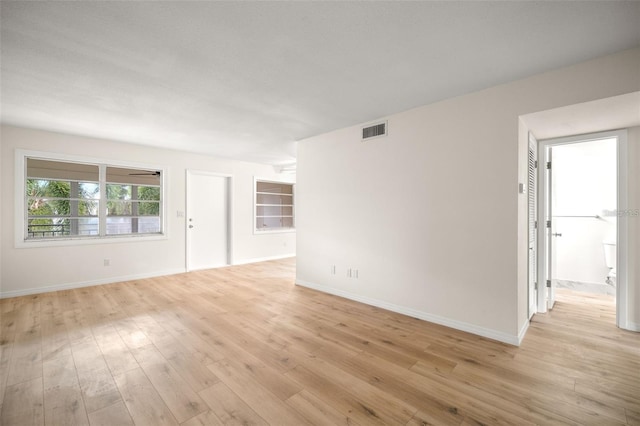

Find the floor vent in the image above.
[{"left": 362, "top": 121, "right": 387, "bottom": 140}]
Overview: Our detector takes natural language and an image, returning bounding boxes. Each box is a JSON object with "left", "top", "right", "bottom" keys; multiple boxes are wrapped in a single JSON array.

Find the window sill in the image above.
[
  {"left": 16, "top": 233, "right": 167, "bottom": 249},
  {"left": 254, "top": 229, "right": 296, "bottom": 235}
]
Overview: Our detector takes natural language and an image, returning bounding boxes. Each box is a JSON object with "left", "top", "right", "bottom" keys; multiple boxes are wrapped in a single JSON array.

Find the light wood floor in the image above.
[{"left": 1, "top": 258, "right": 639, "bottom": 425}]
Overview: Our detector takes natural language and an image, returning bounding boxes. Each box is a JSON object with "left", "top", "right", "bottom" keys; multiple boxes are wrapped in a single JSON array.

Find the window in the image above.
[
  {"left": 105, "top": 167, "right": 161, "bottom": 235},
  {"left": 24, "top": 157, "right": 163, "bottom": 241},
  {"left": 26, "top": 159, "right": 100, "bottom": 238},
  {"left": 255, "top": 180, "right": 294, "bottom": 232}
]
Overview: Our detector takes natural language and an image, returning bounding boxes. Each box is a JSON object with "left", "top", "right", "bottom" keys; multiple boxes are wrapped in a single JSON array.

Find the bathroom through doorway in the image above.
[
  {"left": 552, "top": 138, "right": 617, "bottom": 297},
  {"left": 537, "top": 130, "right": 628, "bottom": 326}
]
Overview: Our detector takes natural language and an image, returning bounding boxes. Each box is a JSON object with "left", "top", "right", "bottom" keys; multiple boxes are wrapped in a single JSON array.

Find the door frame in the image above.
[
  {"left": 527, "top": 132, "right": 538, "bottom": 319},
  {"left": 535, "top": 129, "right": 628, "bottom": 329},
  {"left": 185, "top": 170, "right": 233, "bottom": 271}
]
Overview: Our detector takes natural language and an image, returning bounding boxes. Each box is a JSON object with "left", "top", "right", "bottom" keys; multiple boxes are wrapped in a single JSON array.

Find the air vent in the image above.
[{"left": 362, "top": 121, "right": 387, "bottom": 140}]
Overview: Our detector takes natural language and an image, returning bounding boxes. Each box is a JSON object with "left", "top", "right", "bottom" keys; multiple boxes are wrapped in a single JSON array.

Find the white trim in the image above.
[
  {"left": 15, "top": 149, "right": 168, "bottom": 248},
  {"left": 233, "top": 254, "right": 296, "bottom": 266},
  {"left": 295, "top": 279, "right": 521, "bottom": 346},
  {"left": 617, "top": 132, "right": 629, "bottom": 330},
  {"left": 185, "top": 170, "right": 233, "bottom": 272},
  {"left": 253, "top": 229, "right": 296, "bottom": 235},
  {"left": 537, "top": 129, "right": 632, "bottom": 330},
  {"left": 185, "top": 264, "right": 231, "bottom": 272},
  {"left": 517, "top": 319, "right": 530, "bottom": 346},
  {"left": 16, "top": 233, "right": 169, "bottom": 249},
  {"left": 0, "top": 268, "right": 185, "bottom": 299},
  {"left": 626, "top": 321, "right": 640, "bottom": 332}
]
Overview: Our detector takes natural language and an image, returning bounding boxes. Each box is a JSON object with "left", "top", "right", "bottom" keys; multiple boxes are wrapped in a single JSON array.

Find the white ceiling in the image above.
[{"left": 1, "top": 1, "right": 639, "bottom": 165}]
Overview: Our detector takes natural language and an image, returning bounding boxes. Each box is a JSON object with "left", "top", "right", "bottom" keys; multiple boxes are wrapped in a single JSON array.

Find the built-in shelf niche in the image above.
[{"left": 255, "top": 180, "right": 295, "bottom": 231}]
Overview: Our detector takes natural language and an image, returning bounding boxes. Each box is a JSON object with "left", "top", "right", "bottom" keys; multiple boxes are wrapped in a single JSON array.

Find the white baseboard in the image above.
[
  {"left": 517, "top": 319, "right": 530, "bottom": 345},
  {"left": 1, "top": 255, "right": 296, "bottom": 299},
  {"left": 624, "top": 320, "right": 640, "bottom": 332},
  {"left": 296, "top": 279, "right": 522, "bottom": 346},
  {"left": 0, "top": 268, "right": 186, "bottom": 299},
  {"left": 232, "top": 253, "right": 295, "bottom": 266}
]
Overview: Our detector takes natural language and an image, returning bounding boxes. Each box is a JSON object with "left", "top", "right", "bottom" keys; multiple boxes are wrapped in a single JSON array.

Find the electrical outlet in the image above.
[
  {"left": 354, "top": 269, "right": 358, "bottom": 279},
  {"left": 347, "top": 268, "right": 352, "bottom": 278},
  {"left": 103, "top": 259, "right": 110, "bottom": 267},
  {"left": 331, "top": 265, "right": 336, "bottom": 275}
]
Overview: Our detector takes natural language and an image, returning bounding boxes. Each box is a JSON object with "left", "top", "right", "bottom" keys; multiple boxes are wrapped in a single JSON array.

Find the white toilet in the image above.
[{"left": 603, "top": 240, "right": 616, "bottom": 285}]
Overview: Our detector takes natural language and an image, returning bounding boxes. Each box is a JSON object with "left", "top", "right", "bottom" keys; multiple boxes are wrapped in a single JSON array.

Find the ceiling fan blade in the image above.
[{"left": 129, "top": 171, "right": 161, "bottom": 176}]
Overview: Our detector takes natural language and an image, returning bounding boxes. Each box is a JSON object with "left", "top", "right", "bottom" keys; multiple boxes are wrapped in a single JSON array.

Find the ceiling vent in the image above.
[{"left": 362, "top": 121, "right": 387, "bottom": 140}]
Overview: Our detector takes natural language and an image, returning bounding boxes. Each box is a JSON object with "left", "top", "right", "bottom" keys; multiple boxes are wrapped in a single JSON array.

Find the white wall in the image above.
[
  {"left": 297, "top": 47, "right": 640, "bottom": 345},
  {"left": 0, "top": 125, "right": 296, "bottom": 297},
  {"left": 553, "top": 139, "right": 617, "bottom": 285}
]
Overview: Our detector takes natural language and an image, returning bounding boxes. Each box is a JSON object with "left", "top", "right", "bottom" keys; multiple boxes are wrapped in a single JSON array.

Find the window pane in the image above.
[
  {"left": 78, "top": 200, "right": 99, "bottom": 216},
  {"left": 27, "top": 218, "right": 98, "bottom": 238},
  {"left": 138, "top": 201, "right": 160, "bottom": 216},
  {"left": 138, "top": 186, "right": 160, "bottom": 201},
  {"left": 27, "top": 158, "right": 99, "bottom": 181},
  {"left": 28, "top": 218, "right": 70, "bottom": 238},
  {"left": 28, "top": 198, "right": 70, "bottom": 216},
  {"left": 106, "top": 217, "right": 132, "bottom": 235},
  {"left": 78, "top": 218, "right": 99, "bottom": 236},
  {"left": 138, "top": 217, "right": 161, "bottom": 233},
  {"left": 79, "top": 182, "right": 100, "bottom": 199},
  {"left": 26, "top": 170, "right": 103, "bottom": 240},
  {"left": 106, "top": 217, "right": 161, "bottom": 235},
  {"left": 107, "top": 184, "right": 131, "bottom": 200},
  {"left": 138, "top": 185, "right": 160, "bottom": 216},
  {"left": 107, "top": 167, "right": 161, "bottom": 185},
  {"left": 107, "top": 200, "right": 132, "bottom": 216},
  {"left": 27, "top": 198, "right": 97, "bottom": 218}
]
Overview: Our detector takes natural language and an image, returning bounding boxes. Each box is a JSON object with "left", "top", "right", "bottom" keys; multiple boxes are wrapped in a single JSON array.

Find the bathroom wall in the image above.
[{"left": 552, "top": 138, "right": 617, "bottom": 292}]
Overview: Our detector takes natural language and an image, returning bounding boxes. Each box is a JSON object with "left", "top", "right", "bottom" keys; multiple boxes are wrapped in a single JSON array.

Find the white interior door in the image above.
[
  {"left": 187, "top": 171, "right": 230, "bottom": 271},
  {"left": 537, "top": 144, "right": 552, "bottom": 313},
  {"left": 545, "top": 147, "right": 556, "bottom": 310},
  {"left": 528, "top": 133, "right": 538, "bottom": 318}
]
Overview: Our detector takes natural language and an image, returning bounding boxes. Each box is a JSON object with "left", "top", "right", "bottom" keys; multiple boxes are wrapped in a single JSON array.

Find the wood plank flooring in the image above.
[{"left": 1, "top": 258, "right": 639, "bottom": 425}]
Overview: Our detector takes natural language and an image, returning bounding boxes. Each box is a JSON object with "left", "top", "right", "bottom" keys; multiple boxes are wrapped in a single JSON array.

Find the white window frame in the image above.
[
  {"left": 253, "top": 177, "right": 295, "bottom": 234},
  {"left": 15, "top": 149, "right": 168, "bottom": 248}
]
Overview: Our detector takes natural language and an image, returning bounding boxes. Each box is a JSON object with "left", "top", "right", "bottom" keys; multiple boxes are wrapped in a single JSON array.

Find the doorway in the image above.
[
  {"left": 186, "top": 171, "right": 232, "bottom": 271},
  {"left": 534, "top": 130, "right": 628, "bottom": 327},
  {"left": 552, "top": 139, "right": 617, "bottom": 297}
]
